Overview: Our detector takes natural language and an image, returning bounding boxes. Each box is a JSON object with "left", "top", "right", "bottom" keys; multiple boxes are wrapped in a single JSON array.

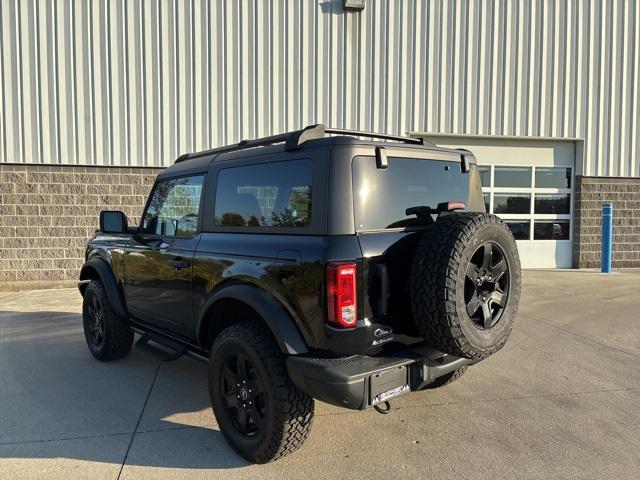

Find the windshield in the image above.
[{"left": 352, "top": 155, "right": 475, "bottom": 231}]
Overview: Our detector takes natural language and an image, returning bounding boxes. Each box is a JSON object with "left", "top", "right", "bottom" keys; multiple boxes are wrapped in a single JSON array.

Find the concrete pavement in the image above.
[{"left": 1, "top": 270, "right": 639, "bottom": 479}]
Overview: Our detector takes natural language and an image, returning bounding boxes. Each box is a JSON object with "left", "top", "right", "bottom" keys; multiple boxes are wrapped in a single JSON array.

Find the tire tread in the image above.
[
  {"left": 409, "top": 212, "right": 521, "bottom": 360},
  {"left": 82, "top": 280, "right": 133, "bottom": 361},
  {"left": 211, "top": 321, "right": 314, "bottom": 463}
]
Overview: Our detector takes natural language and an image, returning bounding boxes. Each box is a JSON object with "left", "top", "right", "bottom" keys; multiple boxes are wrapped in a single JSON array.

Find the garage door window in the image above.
[
  {"left": 480, "top": 165, "right": 572, "bottom": 241},
  {"left": 494, "top": 166, "right": 531, "bottom": 188},
  {"left": 535, "top": 167, "right": 572, "bottom": 188},
  {"left": 534, "top": 194, "right": 571, "bottom": 214},
  {"left": 493, "top": 193, "right": 531, "bottom": 214}
]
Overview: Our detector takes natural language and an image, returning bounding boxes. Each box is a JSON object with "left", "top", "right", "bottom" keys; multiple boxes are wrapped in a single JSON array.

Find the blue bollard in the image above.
[{"left": 601, "top": 202, "right": 613, "bottom": 273}]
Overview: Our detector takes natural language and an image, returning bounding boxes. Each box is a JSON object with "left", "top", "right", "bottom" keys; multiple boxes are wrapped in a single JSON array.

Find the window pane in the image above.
[
  {"left": 483, "top": 193, "right": 490, "bottom": 212},
  {"left": 535, "top": 194, "right": 571, "bottom": 214},
  {"left": 142, "top": 175, "right": 204, "bottom": 236},
  {"left": 534, "top": 220, "right": 570, "bottom": 240},
  {"left": 478, "top": 165, "right": 491, "bottom": 187},
  {"left": 535, "top": 167, "right": 571, "bottom": 188},
  {"left": 352, "top": 156, "right": 470, "bottom": 230},
  {"left": 214, "top": 159, "right": 312, "bottom": 228},
  {"left": 494, "top": 166, "right": 531, "bottom": 188},
  {"left": 505, "top": 221, "right": 530, "bottom": 240},
  {"left": 493, "top": 193, "right": 531, "bottom": 214}
]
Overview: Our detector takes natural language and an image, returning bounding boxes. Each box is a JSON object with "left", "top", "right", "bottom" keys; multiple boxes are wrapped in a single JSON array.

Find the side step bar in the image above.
[
  {"left": 130, "top": 322, "right": 209, "bottom": 363},
  {"left": 135, "top": 332, "right": 188, "bottom": 362}
]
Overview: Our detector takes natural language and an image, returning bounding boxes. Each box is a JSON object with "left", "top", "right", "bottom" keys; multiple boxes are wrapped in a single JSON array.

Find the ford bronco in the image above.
[{"left": 79, "top": 125, "right": 521, "bottom": 463}]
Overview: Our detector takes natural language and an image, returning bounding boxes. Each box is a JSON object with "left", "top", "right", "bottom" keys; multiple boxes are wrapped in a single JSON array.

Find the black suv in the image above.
[{"left": 79, "top": 125, "right": 521, "bottom": 463}]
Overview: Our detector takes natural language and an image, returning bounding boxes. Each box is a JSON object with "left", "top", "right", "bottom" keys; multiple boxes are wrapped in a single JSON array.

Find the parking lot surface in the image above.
[{"left": 1, "top": 270, "right": 639, "bottom": 479}]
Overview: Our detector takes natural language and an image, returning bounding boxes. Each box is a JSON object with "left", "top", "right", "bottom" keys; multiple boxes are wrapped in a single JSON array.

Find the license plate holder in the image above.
[{"left": 369, "top": 365, "right": 410, "bottom": 406}]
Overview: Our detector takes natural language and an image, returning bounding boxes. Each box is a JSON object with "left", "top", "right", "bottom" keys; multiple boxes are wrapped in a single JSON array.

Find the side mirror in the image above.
[{"left": 100, "top": 210, "right": 128, "bottom": 234}]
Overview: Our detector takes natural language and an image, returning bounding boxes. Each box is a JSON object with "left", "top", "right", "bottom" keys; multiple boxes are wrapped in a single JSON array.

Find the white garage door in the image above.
[{"left": 423, "top": 136, "right": 576, "bottom": 269}]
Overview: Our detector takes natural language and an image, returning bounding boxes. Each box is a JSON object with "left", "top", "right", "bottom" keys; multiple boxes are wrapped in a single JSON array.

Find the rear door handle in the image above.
[{"left": 168, "top": 258, "right": 190, "bottom": 270}]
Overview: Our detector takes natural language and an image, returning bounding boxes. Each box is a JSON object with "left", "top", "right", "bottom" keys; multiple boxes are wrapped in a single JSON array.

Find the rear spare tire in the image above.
[{"left": 409, "top": 213, "right": 521, "bottom": 360}]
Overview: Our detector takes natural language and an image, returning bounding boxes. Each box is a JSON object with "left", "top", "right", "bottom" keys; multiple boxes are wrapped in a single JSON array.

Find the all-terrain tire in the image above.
[
  {"left": 208, "top": 321, "right": 314, "bottom": 463},
  {"left": 409, "top": 212, "right": 521, "bottom": 360},
  {"left": 82, "top": 280, "right": 133, "bottom": 361},
  {"left": 424, "top": 366, "right": 468, "bottom": 389}
]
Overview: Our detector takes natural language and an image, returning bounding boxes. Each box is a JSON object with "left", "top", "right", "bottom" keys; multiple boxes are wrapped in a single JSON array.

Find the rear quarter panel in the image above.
[{"left": 192, "top": 233, "right": 326, "bottom": 348}]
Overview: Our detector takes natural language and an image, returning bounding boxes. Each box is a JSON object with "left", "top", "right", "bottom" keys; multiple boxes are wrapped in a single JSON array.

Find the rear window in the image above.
[
  {"left": 352, "top": 156, "right": 469, "bottom": 231},
  {"left": 214, "top": 159, "right": 312, "bottom": 228}
]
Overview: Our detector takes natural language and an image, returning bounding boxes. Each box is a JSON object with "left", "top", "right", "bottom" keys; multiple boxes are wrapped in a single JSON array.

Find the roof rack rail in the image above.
[
  {"left": 175, "top": 124, "right": 325, "bottom": 163},
  {"left": 324, "top": 127, "right": 428, "bottom": 145},
  {"left": 175, "top": 124, "right": 431, "bottom": 163}
]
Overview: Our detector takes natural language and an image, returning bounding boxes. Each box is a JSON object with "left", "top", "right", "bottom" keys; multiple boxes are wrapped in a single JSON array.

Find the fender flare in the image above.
[
  {"left": 198, "top": 284, "right": 309, "bottom": 355},
  {"left": 79, "top": 259, "right": 128, "bottom": 318}
]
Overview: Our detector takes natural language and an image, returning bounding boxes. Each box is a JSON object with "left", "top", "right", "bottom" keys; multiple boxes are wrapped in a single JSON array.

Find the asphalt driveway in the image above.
[{"left": 1, "top": 270, "right": 639, "bottom": 479}]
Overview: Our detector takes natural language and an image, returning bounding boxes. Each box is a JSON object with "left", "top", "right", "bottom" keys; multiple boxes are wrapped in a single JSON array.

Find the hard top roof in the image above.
[{"left": 158, "top": 125, "right": 472, "bottom": 179}]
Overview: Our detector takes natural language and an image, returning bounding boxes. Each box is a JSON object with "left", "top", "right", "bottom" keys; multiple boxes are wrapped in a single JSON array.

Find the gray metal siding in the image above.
[{"left": 0, "top": 0, "right": 638, "bottom": 176}]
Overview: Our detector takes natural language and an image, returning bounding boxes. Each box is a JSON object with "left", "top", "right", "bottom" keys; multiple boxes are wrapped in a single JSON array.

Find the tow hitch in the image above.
[{"left": 373, "top": 401, "right": 392, "bottom": 414}]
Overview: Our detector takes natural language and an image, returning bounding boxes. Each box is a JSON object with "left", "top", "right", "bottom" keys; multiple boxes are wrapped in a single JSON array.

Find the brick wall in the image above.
[
  {"left": 2, "top": 166, "right": 639, "bottom": 289},
  {"left": 573, "top": 176, "right": 640, "bottom": 268},
  {"left": 0, "top": 164, "right": 162, "bottom": 289}
]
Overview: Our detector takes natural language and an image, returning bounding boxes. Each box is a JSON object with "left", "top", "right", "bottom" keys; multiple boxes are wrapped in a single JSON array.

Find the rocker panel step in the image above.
[{"left": 135, "top": 331, "right": 188, "bottom": 362}]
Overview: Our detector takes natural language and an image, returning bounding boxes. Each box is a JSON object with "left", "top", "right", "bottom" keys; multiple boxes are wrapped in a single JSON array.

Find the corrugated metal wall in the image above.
[{"left": 0, "top": 0, "right": 638, "bottom": 176}]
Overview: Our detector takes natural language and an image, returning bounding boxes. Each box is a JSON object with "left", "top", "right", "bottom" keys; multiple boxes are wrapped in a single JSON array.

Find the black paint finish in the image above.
[{"left": 81, "top": 135, "right": 482, "bottom": 356}]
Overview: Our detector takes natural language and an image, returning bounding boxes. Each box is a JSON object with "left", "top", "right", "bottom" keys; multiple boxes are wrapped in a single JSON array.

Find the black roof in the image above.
[{"left": 158, "top": 124, "right": 473, "bottom": 179}]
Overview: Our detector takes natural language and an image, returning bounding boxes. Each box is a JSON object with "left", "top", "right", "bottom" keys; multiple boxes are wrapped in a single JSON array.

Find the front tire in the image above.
[
  {"left": 208, "top": 321, "right": 314, "bottom": 463},
  {"left": 82, "top": 280, "right": 133, "bottom": 361}
]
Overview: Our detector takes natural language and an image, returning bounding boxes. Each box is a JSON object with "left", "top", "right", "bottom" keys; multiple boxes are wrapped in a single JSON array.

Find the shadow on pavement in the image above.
[{"left": 0, "top": 309, "right": 250, "bottom": 470}]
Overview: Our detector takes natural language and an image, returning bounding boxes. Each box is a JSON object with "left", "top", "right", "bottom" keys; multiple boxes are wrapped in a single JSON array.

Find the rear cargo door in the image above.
[{"left": 352, "top": 154, "right": 481, "bottom": 334}]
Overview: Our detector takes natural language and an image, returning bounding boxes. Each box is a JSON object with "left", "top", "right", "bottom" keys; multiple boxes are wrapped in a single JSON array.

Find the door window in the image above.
[{"left": 142, "top": 175, "right": 205, "bottom": 236}]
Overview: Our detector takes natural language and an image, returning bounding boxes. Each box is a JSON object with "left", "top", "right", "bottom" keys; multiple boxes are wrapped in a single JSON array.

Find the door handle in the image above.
[{"left": 168, "top": 258, "right": 190, "bottom": 270}]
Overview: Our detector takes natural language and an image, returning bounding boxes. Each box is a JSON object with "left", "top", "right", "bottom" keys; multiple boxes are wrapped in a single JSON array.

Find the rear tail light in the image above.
[{"left": 326, "top": 262, "right": 357, "bottom": 328}]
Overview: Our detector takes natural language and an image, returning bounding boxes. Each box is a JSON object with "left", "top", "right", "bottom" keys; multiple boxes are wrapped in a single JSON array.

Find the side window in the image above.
[
  {"left": 214, "top": 159, "right": 312, "bottom": 228},
  {"left": 142, "top": 175, "right": 205, "bottom": 236}
]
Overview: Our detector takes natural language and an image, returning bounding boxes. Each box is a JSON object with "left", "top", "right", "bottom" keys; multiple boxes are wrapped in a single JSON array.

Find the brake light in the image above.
[{"left": 326, "top": 263, "right": 357, "bottom": 328}]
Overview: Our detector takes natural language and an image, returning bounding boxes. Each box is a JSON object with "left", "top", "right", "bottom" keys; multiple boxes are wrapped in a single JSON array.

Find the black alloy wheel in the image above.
[
  {"left": 86, "top": 291, "right": 106, "bottom": 349},
  {"left": 220, "top": 353, "right": 267, "bottom": 437},
  {"left": 464, "top": 241, "right": 509, "bottom": 329},
  {"left": 410, "top": 212, "right": 521, "bottom": 359},
  {"left": 81, "top": 280, "right": 133, "bottom": 361},
  {"left": 209, "top": 321, "right": 314, "bottom": 462}
]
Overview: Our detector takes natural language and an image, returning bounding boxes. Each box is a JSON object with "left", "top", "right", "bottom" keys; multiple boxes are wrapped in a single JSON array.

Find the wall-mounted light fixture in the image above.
[{"left": 344, "top": 0, "right": 366, "bottom": 11}]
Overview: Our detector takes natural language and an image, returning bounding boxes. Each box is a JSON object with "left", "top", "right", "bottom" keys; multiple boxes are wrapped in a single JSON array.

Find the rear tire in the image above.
[
  {"left": 409, "top": 213, "right": 521, "bottom": 360},
  {"left": 82, "top": 280, "right": 133, "bottom": 361},
  {"left": 208, "top": 321, "right": 314, "bottom": 463}
]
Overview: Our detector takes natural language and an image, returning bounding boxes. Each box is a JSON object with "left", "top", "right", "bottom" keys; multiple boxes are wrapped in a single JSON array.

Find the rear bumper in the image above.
[{"left": 286, "top": 345, "right": 474, "bottom": 410}]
